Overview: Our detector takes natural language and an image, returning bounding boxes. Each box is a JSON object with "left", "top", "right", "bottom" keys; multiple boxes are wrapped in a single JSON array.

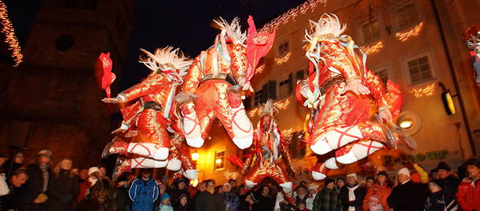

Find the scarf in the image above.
[{"left": 347, "top": 184, "right": 359, "bottom": 211}]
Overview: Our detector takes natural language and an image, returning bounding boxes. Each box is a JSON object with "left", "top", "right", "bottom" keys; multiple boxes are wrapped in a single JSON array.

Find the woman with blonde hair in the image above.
[{"left": 47, "top": 158, "right": 79, "bottom": 211}]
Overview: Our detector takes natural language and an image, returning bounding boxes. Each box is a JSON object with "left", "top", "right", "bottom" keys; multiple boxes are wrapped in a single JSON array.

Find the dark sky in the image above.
[
  {"left": 2, "top": 0, "right": 305, "bottom": 88},
  {"left": 120, "top": 0, "right": 305, "bottom": 90}
]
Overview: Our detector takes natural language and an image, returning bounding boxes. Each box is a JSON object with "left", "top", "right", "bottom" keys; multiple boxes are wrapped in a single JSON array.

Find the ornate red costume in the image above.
[
  {"left": 178, "top": 17, "right": 274, "bottom": 150},
  {"left": 298, "top": 14, "right": 408, "bottom": 180},
  {"left": 101, "top": 47, "right": 197, "bottom": 179},
  {"left": 242, "top": 100, "right": 296, "bottom": 194}
]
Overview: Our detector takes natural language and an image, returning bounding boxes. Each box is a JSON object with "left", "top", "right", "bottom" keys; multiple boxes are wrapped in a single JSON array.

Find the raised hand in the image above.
[
  {"left": 340, "top": 79, "right": 370, "bottom": 95},
  {"left": 378, "top": 109, "right": 393, "bottom": 122}
]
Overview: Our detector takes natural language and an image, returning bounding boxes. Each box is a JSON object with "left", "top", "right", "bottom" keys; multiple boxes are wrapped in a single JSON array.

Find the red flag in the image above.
[
  {"left": 94, "top": 52, "right": 116, "bottom": 97},
  {"left": 245, "top": 15, "right": 276, "bottom": 85}
]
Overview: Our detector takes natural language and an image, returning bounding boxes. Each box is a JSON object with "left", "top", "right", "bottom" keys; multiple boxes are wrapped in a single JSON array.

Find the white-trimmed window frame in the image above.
[
  {"left": 403, "top": 51, "right": 438, "bottom": 86},
  {"left": 393, "top": 2, "right": 421, "bottom": 31},
  {"left": 277, "top": 38, "right": 290, "bottom": 56},
  {"left": 277, "top": 75, "right": 291, "bottom": 99},
  {"left": 359, "top": 19, "right": 382, "bottom": 44},
  {"left": 214, "top": 147, "right": 226, "bottom": 171}
]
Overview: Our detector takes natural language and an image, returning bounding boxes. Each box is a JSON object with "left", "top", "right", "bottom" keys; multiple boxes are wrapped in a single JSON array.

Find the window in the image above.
[
  {"left": 278, "top": 40, "right": 289, "bottom": 55},
  {"left": 278, "top": 78, "right": 290, "bottom": 98},
  {"left": 254, "top": 89, "right": 263, "bottom": 107},
  {"left": 214, "top": 149, "right": 225, "bottom": 171},
  {"left": 396, "top": 3, "right": 419, "bottom": 29},
  {"left": 362, "top": 20, "right": 381, "bottom": 43},
  {"left": 375, "top": 69, "right": 389, "bottom": 84},
  {"left": 408, "top": 56, "right": 432, "bottom": 84}
]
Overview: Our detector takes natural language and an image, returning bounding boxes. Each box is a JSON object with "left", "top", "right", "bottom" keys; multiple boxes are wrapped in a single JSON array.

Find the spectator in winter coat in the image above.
[
  {"left": 169, "top": 177, "right": 190, "bottom": 209},
  {"left": 362, "top": 171, "right": 392, "bottom": 211},
  {"left": 175, "top": 193, "right": 190, "bottom": 211},
  {"left": 305, "top": 184, "right": 318, "bottom": 211},
  {"left": 335, "top": 177, "right": 345, "bottom": 194},
  {"left": 436, "top": 162, "right": 461, "bottom": 199},
  {"left": 129, "top": 169, "right": 159, "bottom": 211},
  {"left": 222, "top": 182, "right": 240, "bottom": 211},
  {"left": 0, "top": 168, "right": 29, "bottom": 210},
  {"left": 313, "top": 178, "right": 341, "bottom": 211},
  {"left": 5, "top": 152, "right": 24, "bottom": 178},
  {"left": 456, "top": 157, "right": 480, "bottom": 211},
  {"left": 387, "top": 168, "right": 428, "bottom": 211},
  {"left": 159, "top": 193, "right": 174, "bottom": 211},
  {"left": 195, "top": 179, "right": 226, "bottom": 211},
  {"left": 47, "top": 158, "right": 79, "bottom": 211},
  {"left": 424, "top": 179, "right": 458, "bottom": 211},
  {"left": 24, "top": 149, "right": 52, "bottom": 211},
  {"left": 340, "top": 173, "right": 366, "bottom": 211},
  {"left": 295, "top": 185, "right": 308, "bottom": 208}
]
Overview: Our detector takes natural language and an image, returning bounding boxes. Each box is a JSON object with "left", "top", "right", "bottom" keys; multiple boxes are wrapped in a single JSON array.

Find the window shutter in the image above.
[
  {"left": 288, "top": 73, "right": 294, "bottom": 94},
  {"left": 262, "top": 83, "right": 268, "bottom": 104},
  {"left": 268, "top": 80, "right": 277, "bottom": 100}
]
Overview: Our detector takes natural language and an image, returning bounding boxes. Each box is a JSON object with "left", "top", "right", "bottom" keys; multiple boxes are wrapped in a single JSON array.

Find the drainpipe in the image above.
[{"left": 430, "top": 0, "right": 477, "bottom": 155}]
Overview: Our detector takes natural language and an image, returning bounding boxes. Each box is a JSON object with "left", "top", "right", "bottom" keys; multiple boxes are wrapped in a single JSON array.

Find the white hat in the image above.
[
  {"left": 347, "top": 173, "right": 357, "bottom": 179},
  {"left": 397, "top": 167, "right": 410, "bottom": 177},
  {"left": 308, "top": 184, "right": 318, "bottom": 190},
  {"left": 88, "top": 167, "right": 100, "bottom": 175}
]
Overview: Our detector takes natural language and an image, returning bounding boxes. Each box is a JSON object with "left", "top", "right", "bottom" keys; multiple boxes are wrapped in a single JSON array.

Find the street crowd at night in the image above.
[{"left": 0, "top": 151, "right": 479, "bottom": 211}]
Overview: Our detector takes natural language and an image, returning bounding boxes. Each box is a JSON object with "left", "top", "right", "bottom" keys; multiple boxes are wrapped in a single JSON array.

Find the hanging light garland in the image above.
[
  {"left": 395, "top": 22, "right": 424, "bottom": 42},
  {"left": 360, "top": 41, "right": 384, "bottom": 55},
  {"left": 0, "top": 0, "right": 23, "bottom": 67},
  {"left": 259, "top": 0, "right": 328, "bottom": 33}
]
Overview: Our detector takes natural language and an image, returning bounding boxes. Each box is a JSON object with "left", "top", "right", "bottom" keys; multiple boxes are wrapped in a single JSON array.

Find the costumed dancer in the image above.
[
  {"left": 177, "top": 16, "right": 275, "bottom": 150},
  {"left": 240, "top": 100, "right": 297, "bottom": 199},
  {"left": 101, "top": 47, "right": 197, "bottom": 179},
  {"left": 298, "top": 14, "right": 410, "bottom": 180}
]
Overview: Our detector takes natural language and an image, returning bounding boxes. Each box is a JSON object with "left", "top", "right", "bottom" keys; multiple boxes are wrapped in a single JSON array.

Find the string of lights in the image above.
[
  {"left": 0, "top": 0, "right": 23, "bottom": 67},
  {"left": 259, "top": 0, "right": 327, "bottom": 33},
  {"left": 395, "top": 22, "right": 424, "bottom": 42}
]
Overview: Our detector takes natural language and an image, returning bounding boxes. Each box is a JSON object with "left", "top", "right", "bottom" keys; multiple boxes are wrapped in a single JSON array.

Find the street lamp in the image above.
[
  {"left": 191, "top": 151, "right": 199, "bottom": 161},
  {"left": 215, "top": 158, "right": 222, "bottom": 164}
]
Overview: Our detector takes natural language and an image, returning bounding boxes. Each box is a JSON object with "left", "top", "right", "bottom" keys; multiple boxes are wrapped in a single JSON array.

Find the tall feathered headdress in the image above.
[
  {"left": 213, "top": 17, "right": 247, "bottom": 44},
  {"left": 139, "top": 47, "right": 193, "bottom": 82},
  {"left": 305, "top": 13, "right": 347, "bottom": 45},
  {"left": 262, "top": 99, "right": 278, "bottom": 117}
]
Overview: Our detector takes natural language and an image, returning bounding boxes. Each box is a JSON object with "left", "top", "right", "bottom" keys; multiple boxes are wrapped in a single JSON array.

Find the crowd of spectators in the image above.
[{"left": 0, "top": 149, "right": 479, "bottom": 211}]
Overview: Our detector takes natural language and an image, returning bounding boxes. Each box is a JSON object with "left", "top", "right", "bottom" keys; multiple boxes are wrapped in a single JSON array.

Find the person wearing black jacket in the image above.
[
  {"left": 0, "top": 169, "right": 29, "bottom": 211},
  {"left": 47, "top": 158, "right": 79, "bottom": 211},
  {"left": 387, "top": 168, "right": 428, "bottom": 211},
  {"left": 195, "top": 180, "right": 225, "bottom": 211},
  {"left": 436, "top": 162, "right": 461, "bottom": 199},
  {"left": 24, "top": 150, "right": 52, "bottom": 211},
  {"left": 339, "top": 173, "right": 366, "bottom": 211}
]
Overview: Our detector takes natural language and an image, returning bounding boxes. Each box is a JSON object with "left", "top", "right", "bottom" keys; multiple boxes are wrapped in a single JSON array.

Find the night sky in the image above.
[
  {"left": 3, "top": 0, "right": 305, "bottom": 89},
  {"left": 120, "top": 0, "right": 305, "bottom": 90}
]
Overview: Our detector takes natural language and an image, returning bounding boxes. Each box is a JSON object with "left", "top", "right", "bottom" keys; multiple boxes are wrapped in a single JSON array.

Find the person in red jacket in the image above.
[
  {"left": 456, "top": 157, "right": 480, "bottom": 211},
  {"left": 363, "top": 171, "right": 393, "bottom": 211}
]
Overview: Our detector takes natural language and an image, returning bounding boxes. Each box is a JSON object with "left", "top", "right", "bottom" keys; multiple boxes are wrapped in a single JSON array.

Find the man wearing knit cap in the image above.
[
  {"left": 313, "top": 178, "right": 341, "bottom": 210},
  {"left": 436, "top": 161, "right": 460, "bottom": 199},
  {"left": 222, "top": 182, "right": 239, "bottom": 211},
  {"left": 387, "top": 167, "right": 428, "bottom": 211},
  {"left": 340, "top": 173, "right": 366, "bottom": 211}
]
